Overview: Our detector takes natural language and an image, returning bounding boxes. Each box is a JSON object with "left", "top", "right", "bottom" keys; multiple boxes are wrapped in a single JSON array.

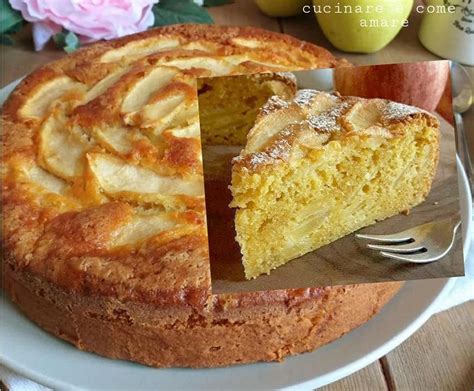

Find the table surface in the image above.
[{"left": 1, "top": 0, "right": 473, "bottom": 389}]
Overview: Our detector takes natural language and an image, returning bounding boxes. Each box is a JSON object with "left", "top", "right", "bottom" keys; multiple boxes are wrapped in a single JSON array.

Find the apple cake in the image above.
[
  {"left": 231, "top": 90, "right": 440, "bottom": 279},
  {"left": 198, "top": 72, "right": 297, "bottom": 145},
  {"left": 1, "top": 24, "right": 402, "bottom": 368}
]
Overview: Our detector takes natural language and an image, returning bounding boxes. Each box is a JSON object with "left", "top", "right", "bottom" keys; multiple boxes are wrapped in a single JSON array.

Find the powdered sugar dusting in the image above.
[
  {"left": 245, "top": 139, "right": 291, "bottom": 168},
  {"left": 294, "top": 89, "right": 339, "bottom": 109},
  {"left": 275, "top": 71, "right": 297, "bottom": 85},
  {"left": 294, "top": 89, "right": 320, "bottom": 107},
  {"left": 307, "top": 101, "right": 350, "bottom": 132},
  {"left": 383, "top": 101, "right": 420, "bottom": 121},
  {"left": 233, "top": 150, "right": 281, "bottom": 169},
  {"left": 233, "top": 128, "right": 293, "bottom": 169},
  {"left": 259, "top": 96, "right": 289, "bottom": 116},
  {"left": 267, "top": 132, "right": 291, "bottom": 160},
  {"left": 237, "top": 90, "right": 425, "bottom": 172},
  {"left": 247, "top": 152, "right": 273, "bottom": 167}
]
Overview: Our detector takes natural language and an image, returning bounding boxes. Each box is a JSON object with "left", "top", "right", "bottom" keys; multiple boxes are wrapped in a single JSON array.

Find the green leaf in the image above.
[
  {"left": 153, "top": 0, "right": 213, "bottom": 27},
  {"left": 54, "top": 30, "right": 81, "bottom": 53},
  {"left": 0, "top": 33, "right": 15, "bottom": 46},
  {"left": 203, "top": 0, "right": 233, "bottom": 6},
  {"left": 0, "top": 0, "right": 23, "bottom": 34},
  {"left": 53, "top": 32, "right": 65, "bottom": 47},
  {"left": 64, "top": 31, "right": 80, "bottom": 52}
]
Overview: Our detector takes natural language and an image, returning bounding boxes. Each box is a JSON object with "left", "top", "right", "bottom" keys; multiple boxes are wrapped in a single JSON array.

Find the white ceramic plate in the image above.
[{"left": 0, "top": 80, "right": 471, "bottom": 390}]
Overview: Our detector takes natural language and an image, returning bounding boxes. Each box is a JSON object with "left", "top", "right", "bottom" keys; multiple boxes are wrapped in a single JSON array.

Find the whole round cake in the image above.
[{"left": 1, "top": 24, "right": 402, "bottom": 368}]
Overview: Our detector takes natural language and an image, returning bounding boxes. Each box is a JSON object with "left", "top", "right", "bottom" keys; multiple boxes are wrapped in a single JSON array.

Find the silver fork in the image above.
[{"left": 356, "top": 214, "right": 461, "bottom": 263}]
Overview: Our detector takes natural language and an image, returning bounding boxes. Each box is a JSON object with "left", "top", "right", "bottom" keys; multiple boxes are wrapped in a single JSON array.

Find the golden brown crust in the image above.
[
  {"left": 5, "top": 264, "right": 402, "bottom": 368},
  {"left": 1, "top": 24, "right": 402, "bottom": 368},
  {"left": 2, "top": 25, "right": 347, "bottom": 123},
  {"left": 92, "top": 24, "right": 346, "bottom": 68},
  {"left": 233, "top": 90, "right": 440, "bottom": 173}
]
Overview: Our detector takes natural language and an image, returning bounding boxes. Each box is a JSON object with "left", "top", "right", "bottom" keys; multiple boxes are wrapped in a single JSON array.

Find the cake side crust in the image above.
[{"left": 4, "top": 264, "right": 402, "bottom": 368}]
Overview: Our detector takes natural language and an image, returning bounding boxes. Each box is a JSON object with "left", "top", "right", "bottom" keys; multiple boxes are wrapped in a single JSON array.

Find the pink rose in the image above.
[{"left": 9, "top": 0, "right": 158, "bottom": 51}]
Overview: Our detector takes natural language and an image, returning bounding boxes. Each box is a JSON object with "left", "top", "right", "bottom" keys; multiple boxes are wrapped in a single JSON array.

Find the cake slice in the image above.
[{"left": 231, "top": 90, "right": 440, "bottom": 279}]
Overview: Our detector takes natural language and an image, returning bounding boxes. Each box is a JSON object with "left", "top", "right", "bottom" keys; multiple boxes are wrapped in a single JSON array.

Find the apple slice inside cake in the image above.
[{"left": 230, "top": 89, "right": 440, "bottom": 279}]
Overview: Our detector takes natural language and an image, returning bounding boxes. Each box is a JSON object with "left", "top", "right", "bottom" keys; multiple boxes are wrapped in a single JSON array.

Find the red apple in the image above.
[
  {"left": 333, "top": 61, "right": 450, "bottom": 112},
  {"left": 436, "top": 73, "right": 455, "bottom": 125}
]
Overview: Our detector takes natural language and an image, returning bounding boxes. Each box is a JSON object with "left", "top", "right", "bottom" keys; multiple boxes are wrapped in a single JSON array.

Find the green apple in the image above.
[
  {"left": 314, "top": 0, "right": 414, "bottom": 53},
  {"left": 255, "top": 0, "right": 312, "bottom": 17}
]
